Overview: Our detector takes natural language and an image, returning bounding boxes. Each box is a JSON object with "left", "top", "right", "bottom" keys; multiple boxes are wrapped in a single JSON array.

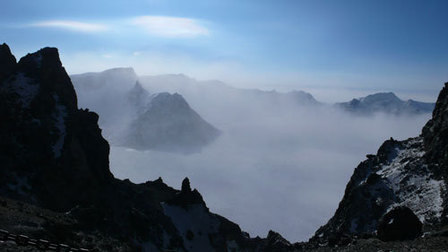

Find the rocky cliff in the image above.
[
  {"left": 0, "top": 44, "right": 274, "bottom": 251},
  {"left": 0, "top": 43, "right": 112, "bottom": 211}
]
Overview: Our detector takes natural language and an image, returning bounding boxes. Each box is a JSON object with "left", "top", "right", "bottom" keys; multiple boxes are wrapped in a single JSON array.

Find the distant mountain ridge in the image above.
[
  {"left": 336, "top": 92, "right": 435, "bottom": 115},
  {"left": 70, "top": 69, "right": 220, "bottom": 153},
  {"left": 139, "top": 73, "right": 434, "bottom": 118},
  {"left": 139, "top": 73, "right": 321, "bottom": 114},
  {"left": 123, "top": 83, "right": 220, "bottom": 153},
  {"left": 74, "top": 68, "right": 434, "bottom": 123}
]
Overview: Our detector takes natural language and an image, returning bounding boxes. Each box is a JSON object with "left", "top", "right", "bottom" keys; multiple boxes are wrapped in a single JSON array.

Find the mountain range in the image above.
[
  {"left": 71, "top": 68, "right": 220, "bottom": 154},
  {"left": 71, "top": 68, "right": 435, "bottom": 155},
  {"left": 139, "top": 71, "right": 435, "bottom": 122},
  {"left": 336, "top": 92, "right": 435, "bottom": 115},
  {"left": 1, "top": 44, "right": 447, "bottom": 251}
]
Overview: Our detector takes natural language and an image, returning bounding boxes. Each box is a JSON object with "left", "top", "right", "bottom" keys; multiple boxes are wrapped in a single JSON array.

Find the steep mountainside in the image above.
[
  {"left": 311, "top": 83, "right": 448, "bottom": 246},
  {"left": 71, "top": 69, "right": 220, "bottom": 153},
  {"left": 336, "top": 92, "right": 435, "bottom": 115},
  {"left": 0, "top": 44, "right": 284, "bottom": 251}
]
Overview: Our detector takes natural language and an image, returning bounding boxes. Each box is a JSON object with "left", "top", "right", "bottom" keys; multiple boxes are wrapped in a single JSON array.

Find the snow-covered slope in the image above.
[
  {"left": 71, "top": 69, "right": 220, "bottom": 153},
  {"left": 336, "top": 92, "right": 435, "bottom": 115}
]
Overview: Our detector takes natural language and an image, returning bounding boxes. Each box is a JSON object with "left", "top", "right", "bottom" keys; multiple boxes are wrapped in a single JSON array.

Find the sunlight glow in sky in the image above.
[{"left": 1, "top": 0, "right": 447, "bottom": 100}]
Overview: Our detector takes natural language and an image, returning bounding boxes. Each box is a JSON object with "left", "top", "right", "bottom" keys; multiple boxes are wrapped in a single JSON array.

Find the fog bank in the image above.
[{"left": 109, "top": 104, "right": 430, "bottom": 241}]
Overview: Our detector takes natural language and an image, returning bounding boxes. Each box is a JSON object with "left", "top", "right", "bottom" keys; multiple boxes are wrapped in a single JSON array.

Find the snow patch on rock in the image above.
[{"left": 377, "top": 137, "right": 445, "bottom": 223}]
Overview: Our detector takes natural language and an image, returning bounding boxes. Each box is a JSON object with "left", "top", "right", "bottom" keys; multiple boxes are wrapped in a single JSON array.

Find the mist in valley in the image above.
[{"left": 71, "top": 71, "right": 433, "bottom": 242}]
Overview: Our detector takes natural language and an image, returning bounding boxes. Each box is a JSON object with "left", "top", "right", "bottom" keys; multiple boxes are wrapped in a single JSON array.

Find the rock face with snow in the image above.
[
  {"left": 311, "top": 83, "right": 448, "bottom": 246},
  {"left": 0, "top": 45, "right": 112, "bottom": 210},
  {"left": 336, "top": 92, "right": 435, "bottom": 115},
  {"left": 71, "top": 69, "right": 220, "bottom": 153}
]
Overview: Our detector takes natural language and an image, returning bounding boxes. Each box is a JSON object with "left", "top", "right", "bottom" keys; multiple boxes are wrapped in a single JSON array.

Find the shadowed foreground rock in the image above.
[{"left": 377, "top": 206, "right": 422, "bottom": 241}]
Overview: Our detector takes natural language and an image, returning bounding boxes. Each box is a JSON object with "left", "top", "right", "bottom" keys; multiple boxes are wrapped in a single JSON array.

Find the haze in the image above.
[{"left": 104, "top": 75, "right": 431, "bottom": 241}]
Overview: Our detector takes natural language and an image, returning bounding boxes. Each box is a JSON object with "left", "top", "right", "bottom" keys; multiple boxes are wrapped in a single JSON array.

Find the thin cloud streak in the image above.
[
  {"left": 30, "top": 20, "right": 109, "bottom": 32},
  {"left": 28, "top": 16, "right": 210, "bottom": 38},
  {"left": 131, "top": 16, "right": 209, "bottom": 38}
]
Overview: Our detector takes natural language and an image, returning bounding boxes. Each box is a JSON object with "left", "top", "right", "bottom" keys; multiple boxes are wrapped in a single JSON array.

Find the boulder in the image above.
[{"left": 377, "top": 206, "right": 422, "bottom": 241}]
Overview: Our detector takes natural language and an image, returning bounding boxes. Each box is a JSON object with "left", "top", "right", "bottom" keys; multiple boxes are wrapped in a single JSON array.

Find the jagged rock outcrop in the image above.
[
  {"left": 310, "top": 83, "right": 448, "bottom": 246},
  {"left": 422, "top": 83, "right": 448, "bottom": 178},
  {"left": 0, "top": 44, "right": 258, "bottom": 251},
  {"left": 336, "top": 92, "right": 435, "bottom": 115},
  {"left": 0, "top": 45, "right": 112, "bottom": 210},
  {"left": 0, "top": 43, "right": 16, "bottom": 82}
]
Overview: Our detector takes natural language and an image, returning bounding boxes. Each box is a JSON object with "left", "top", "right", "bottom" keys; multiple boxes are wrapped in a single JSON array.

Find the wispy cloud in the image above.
[
  {"left": 130, "top": 16, "right": 209, "bottom": 38},
  {"left": 30, "top": 20, "right": 109, "bottom": 32}
]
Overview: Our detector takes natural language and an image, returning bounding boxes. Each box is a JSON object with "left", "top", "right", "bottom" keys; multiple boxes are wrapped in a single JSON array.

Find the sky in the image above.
[{"left": 1, "top": 0, "right": 448, "bottom": 101}]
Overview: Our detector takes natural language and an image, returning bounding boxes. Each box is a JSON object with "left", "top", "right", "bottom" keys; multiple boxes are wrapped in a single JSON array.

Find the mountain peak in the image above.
[
  {"left": 360, "top": 92, "right": 400, "bottom": 103},
  {"left": 17, "top": 46, "right": 78, "bottom": 111},
  {"left": 0, "top": 45, "right": 112, "bottom": 210},
  {"left": 337, "top": 91, "right": 434, "bottom": 115},
  {"left": 102, "top": 67, "right": 136, "bottom": 76},
  {"left": 0, "top": 43, "right": 17, "bottom": 82},
  {"left": 19, "top": 47, "right": 60, "bottom": 68},
  {"left": 422, "top": 82, "right": 448, "bottom": 176}
]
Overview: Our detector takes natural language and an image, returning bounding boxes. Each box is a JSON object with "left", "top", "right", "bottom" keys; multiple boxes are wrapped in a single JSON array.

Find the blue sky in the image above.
[{"left": 1, "top": 0, "right": 447, "bottom": 101}]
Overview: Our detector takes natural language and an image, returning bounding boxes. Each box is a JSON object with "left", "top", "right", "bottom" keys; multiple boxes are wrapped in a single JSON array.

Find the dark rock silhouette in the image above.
[
  {"left": 377, "top": 206, "right": 422, "bottom": 241},
  {"left": 0, "top": 44, "right": 256, "bottom": 251},
  {"left": 0, "top": 43, "right": 16, "bottom": 82}
]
